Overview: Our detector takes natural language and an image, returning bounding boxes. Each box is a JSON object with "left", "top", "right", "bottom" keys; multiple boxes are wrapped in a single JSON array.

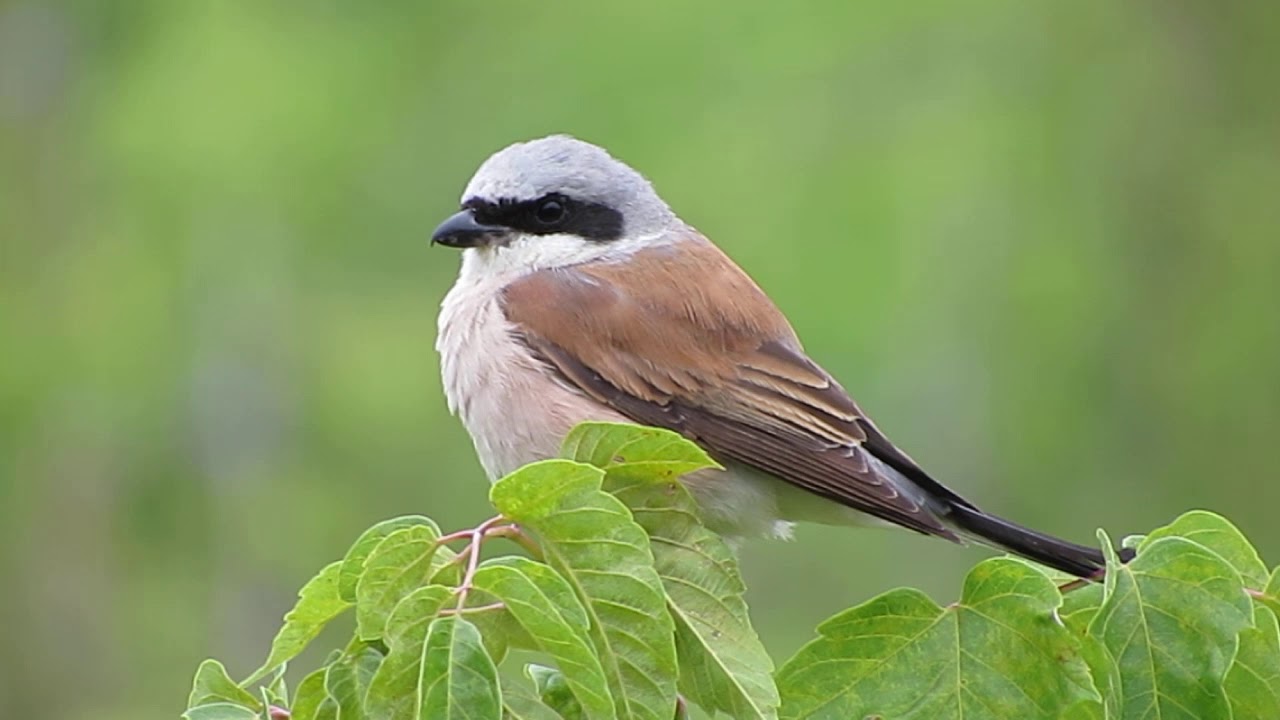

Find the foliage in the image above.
[{"left": 184, "top": 424, "right": 1280, "bottom": 719}]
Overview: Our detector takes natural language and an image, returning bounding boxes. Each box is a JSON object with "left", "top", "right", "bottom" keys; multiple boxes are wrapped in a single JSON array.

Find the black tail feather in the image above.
[{"left": 947, "top": 503, "right": 1133, "bottom": 579}]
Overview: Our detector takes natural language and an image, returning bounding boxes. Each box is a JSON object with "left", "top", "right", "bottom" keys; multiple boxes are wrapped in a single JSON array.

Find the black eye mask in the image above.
[{"left": 463, "top": 194, "right": 624, "bottom": 242}]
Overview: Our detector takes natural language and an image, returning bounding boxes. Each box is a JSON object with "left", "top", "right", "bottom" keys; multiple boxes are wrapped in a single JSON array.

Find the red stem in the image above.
[{"left": 452, "top": 516, "right": 507, "bottom": 611}]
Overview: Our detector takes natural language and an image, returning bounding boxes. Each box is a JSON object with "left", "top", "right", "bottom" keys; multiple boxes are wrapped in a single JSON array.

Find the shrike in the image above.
[{"left": 432, "top": 135, "right": 1119, "bottom": 578}]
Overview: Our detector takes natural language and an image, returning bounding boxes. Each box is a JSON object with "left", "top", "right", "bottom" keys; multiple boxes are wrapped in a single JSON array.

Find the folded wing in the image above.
[{"left": 499, "top": 232, "right": 967, "bottom": 541}]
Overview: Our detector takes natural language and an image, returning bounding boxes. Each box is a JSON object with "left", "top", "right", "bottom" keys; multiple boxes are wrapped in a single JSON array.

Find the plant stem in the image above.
[
  {"left": 451, "top": 515, "right": 506, "bottom": 611},
  {"left": 487, "top": 523, "right": 544, "bottom": 560},
  {"left": 439, "top": 601, "right": 506, "bottom": 616}
]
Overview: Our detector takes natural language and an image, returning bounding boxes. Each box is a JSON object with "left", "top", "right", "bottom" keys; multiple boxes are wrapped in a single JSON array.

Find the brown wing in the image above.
[{"left": 500, "top": 233, "right": 972, "bottom": 540}]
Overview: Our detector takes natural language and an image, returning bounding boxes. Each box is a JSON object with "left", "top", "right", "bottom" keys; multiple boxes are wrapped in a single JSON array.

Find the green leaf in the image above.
[
  {"left": 245, "top": 561, "right": 353, "bottom": 685},
  {"left": 467, "top": 595, "right": 530, "bottom": 664},
  {"left": 324, "top": 658, "right": 360, "bottom": 720},
  {"left": 1059, "top": 581, "right": 1105, "bottom": 636},
  {"left": 421, "top": 615, "right": 502, "bottom": 720},
  {"left": 189, "top": 659, "right": 262, "bottom": 710},
  {"left": 527, "top": 664, "right": 584, "bottom": 720},
  {"left": 1056, "top": 582, "right": 1116, "bottom": 718},
  {"left": 583, "top": 444, "right": 778, "bottom": 719},
  {"left": 351, "top": 647, "right": 383, "bottom": 701},
  {"left": 488, "top": 459, "right": 605, "bottom": 520},
  {"left": 561, "top": 421, "right": 721, "bottom": 479},
  {"left": 314, "top": 698, "right": 339, "bottom": 720},
  {"left": 427, "top": 559, "right": 462, "bottom": 588},
  {"left": 1227, "top": 605, "right": 1280, "bottom": 719},
  {"left": 1122, "top": 534, "right": 1147, "bottom": 550},
  {"left": 1142, "top": 510, "right": 1268, "bottom": 586},
  {"left": 1002, "top": 555, "right": 1080, "bottom": 586},
  {"left": 491, "top": 459, "right": 679, "bottom": 720},
  {"left": 355, "top": 524, "right": 445, "bottom": 641},
  {"left": 776, "top": 557, "right": 1100, "bottom": 719},
  {"left": 1088, "top": 530, "right": 1254, "bottom": 720},
  {"left": 324, "top": 645, "right": 383, "bottom": 720},
  {"left": 290, "top": 668, "right": 329, "bottom": 720},
  {"left": 365, "top": 585, "right": 453, "bottom": 719},
  {"left": 1076, "top": 634, "right": 1121, "bottom": 720},
  {"left": 473, "top": 557, "right": 614, "bottom": 719},
  {"left": 502, "top": 678, "right": 569, "bottom": 720},
  {"left": 261, "top": 689, "right": 284, "bottom": 719},
  {"left": 262, "top": 663, "right": 289, "bottom": 708},
  {"left": 339, "top": 515, "right": 441, "bottom": 602},
  {"left": 1254, "top": 568, "right": 1280, "bottom": 618},
  {"left": 181, "top": 703, "right": 260, "bottom": 720}
]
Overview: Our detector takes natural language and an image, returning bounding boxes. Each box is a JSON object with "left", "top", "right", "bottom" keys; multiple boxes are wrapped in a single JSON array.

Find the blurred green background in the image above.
[{"left": 3, "top": 1, "right": 1279, "bottom": 717}]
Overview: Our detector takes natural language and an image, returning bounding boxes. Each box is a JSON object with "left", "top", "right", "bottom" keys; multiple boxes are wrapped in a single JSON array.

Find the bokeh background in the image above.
[{"left": 3, "top": 1, "right": 1279, "bottom": 717}]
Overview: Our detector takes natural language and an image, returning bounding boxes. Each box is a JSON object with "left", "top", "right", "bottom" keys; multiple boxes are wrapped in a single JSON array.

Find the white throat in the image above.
[{"left": 456, "top": 230, "right": 672, "bottom": 284}]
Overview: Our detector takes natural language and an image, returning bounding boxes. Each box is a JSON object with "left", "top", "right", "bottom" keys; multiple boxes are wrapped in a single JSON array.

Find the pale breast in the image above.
[{"left": 437, "top": 274, "right": 634, "bottom": 480}]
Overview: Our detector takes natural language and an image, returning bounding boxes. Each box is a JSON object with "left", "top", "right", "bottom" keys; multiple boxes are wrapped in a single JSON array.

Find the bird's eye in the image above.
[{"left": 534, "top": 197, "right": 568, "bottom": 226}]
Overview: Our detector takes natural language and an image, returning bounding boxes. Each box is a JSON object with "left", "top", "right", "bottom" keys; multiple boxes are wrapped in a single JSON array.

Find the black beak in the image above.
[{"left": 431, "top": 209, "right": 506, "bottom": 248}]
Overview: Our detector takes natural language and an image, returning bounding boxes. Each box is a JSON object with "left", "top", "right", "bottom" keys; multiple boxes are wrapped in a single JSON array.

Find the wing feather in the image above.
[{"left": 501, "top": 234, "right": 962, "bottom": 539}]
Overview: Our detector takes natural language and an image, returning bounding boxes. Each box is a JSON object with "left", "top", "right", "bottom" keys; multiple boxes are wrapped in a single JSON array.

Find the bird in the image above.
[{"left": 431, "top": 134, "right": 1123, "bottom": 578}]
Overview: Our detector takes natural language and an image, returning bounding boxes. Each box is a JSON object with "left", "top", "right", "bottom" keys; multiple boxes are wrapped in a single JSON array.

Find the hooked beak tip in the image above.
[{"left": 431, "top": 209, "right": 503, "bottom": 249}]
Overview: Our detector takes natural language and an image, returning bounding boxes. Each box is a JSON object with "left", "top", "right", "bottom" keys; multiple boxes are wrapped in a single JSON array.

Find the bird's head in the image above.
[{"left": 431, "top": 135, "right": 677, "bottom": 277}]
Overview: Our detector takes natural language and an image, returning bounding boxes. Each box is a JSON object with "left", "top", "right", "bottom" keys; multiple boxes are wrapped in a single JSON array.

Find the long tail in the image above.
[{"left": 946, "top": 503, "right": 1131, "bottom": 579}]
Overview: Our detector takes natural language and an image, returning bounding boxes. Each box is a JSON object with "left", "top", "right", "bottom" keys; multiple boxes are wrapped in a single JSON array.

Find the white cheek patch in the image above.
[{"left": 458, "top": 231, "right": 670, "bottom": 282}]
